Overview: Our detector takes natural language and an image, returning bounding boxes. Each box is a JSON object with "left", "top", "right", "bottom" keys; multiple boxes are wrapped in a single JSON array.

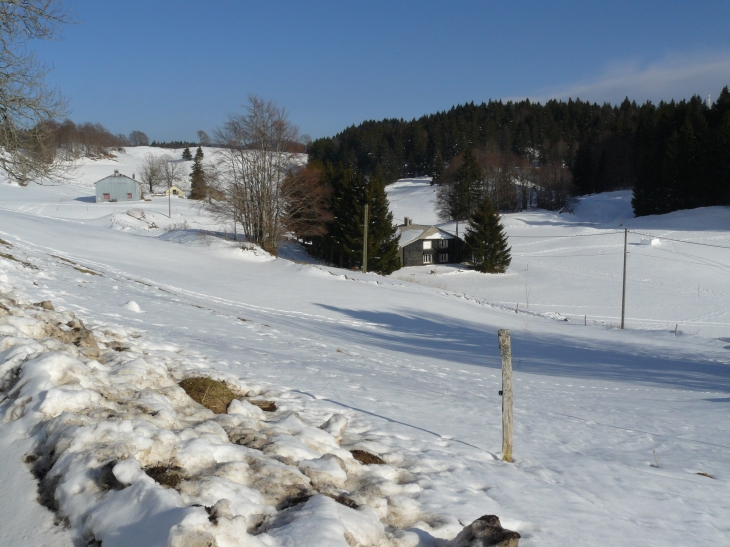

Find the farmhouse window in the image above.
[
  {"left": 423, "top": 254, "right": 432, "bottom": 264},
  {"left": 423, "top": 241, "right": 432, "bottom": 250},
  {"left": 127, "top": 193, "right": 133, "bottom": 199},
  {"left": 103, "top": 193, "right": 110, "bottom": 200},
  {"left": 439, "top": 253, "right": 448, "bottom": 262},
  {"left": 438, "top": 239, "right": 448, "bottom": 248}
]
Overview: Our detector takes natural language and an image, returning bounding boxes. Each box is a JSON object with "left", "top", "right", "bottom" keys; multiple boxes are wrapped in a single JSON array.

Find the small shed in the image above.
[
  {"left": 397, "top": 217, "right": 462, "bottom": 267},
  {"left": 95, "top": 170, "right": 141, "bottom": 203},
  {"left": 164, "top": 186, "right": 187, "bottom": 198}
]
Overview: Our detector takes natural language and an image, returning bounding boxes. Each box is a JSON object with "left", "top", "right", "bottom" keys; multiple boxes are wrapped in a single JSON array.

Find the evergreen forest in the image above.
[{"left": 308, "top": 86, "right": 730, "bottom": 217}]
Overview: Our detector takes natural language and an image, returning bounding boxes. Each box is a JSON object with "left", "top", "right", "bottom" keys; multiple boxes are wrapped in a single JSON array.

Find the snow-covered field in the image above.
[{"left": 0, "top": 154, "right": 728, "bottom": 546}]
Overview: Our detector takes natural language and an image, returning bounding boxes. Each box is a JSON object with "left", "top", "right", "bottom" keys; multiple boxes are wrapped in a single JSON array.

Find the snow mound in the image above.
[
  {"left": 122, "top": 300, "right": 142, "bottom": 313},
  {"left": 0, "top": 292, "right": 466, "bottom": 547}
]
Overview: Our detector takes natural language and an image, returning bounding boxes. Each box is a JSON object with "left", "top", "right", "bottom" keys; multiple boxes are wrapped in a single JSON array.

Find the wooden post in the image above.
[
  {"left": 362, "top": 203, "right": 369, "bottom": 273},
  {"left": 621, "top": 228, "right": 627, "bottom": 330},
  {"left": 498, "top": 329, "right": 513, "bottom": 463}
]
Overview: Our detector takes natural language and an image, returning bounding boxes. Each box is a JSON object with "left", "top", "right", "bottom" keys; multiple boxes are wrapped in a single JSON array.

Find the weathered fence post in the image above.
[{"left": 498, "top": 329, "right": 513, "bottom": 463}]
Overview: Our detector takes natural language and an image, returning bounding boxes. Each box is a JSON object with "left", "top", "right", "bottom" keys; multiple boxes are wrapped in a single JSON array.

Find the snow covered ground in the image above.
[
  {"left": 0, "top": 159, "right": 729, "bottom": 546},
  {"left": 388, "top": 178, "right": 730, "bottom": 337}
]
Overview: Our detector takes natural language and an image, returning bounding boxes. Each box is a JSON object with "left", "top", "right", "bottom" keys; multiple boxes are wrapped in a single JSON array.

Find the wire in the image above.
[
  {"left": 509, "top": 230, "right": 624, "bottom": 239},
  {"left": 515, "top": 252, "right": 623, "bottom": 258},
  {"left": 555, "top": 410, "right": 730, "bottom": 451},
  {"left": 629, "top": 230, "right": 730, "bottom": 250}
]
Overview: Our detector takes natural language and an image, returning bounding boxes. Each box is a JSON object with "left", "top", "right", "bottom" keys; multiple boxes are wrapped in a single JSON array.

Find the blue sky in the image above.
[{"left": 36, "top": 0, "right": 730, "bottom": 142}]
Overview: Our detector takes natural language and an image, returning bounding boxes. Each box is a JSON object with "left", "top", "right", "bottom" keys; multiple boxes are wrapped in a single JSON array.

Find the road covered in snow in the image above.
[{"left": 0, "top": 156, "right": 729, "bottom": 546}]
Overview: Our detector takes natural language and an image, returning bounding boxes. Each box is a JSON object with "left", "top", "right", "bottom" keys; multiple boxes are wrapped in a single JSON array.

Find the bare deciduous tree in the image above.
[
  {"left": 197, "top": 130, "right": 210, "bottom": 146},
  {"left": 0, "top": 0, "right": 74, "bottom": 185},
  {"left": 128, "top": 130, "right": 149, "bottom": 146},
  {"left": 160, "top": 155, "right": 186, "bottom": 192},
  {"left": 139, "top": 153, "right": 165, "bottom": 194},
  {"left": 280, "top": 164, "right": 332, "bottom": 237},
  {"left": 210, "top": 95, "right": 306, "bottom": 253}
]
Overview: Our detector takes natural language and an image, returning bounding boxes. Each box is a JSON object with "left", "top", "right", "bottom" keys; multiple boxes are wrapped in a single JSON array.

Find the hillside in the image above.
[{"left": 0, "top": 159, "right": 728, "bottom": 546}]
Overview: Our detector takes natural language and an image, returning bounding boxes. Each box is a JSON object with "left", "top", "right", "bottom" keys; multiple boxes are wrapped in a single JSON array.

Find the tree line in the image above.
[
  {"left": 630, "top": 89, "right": 730, "bottom": 215},
  {"left": 309, "top": 87, "right": 730, "bottom": 216}
]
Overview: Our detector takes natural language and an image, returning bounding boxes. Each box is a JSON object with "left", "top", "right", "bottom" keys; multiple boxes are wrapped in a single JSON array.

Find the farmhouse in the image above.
[
  {"left": 397, "top": 217, "right": 461, "bottom": 267},
  {"left": 164, "top": 186, "right": 187, "bottom": 198},
  {"left": 95, "top": 170, "right": 141, "bottom": 203}
]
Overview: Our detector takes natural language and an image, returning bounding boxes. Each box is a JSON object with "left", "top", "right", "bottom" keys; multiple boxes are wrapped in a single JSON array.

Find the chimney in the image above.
[
  {"left": 404, "top": 217, "right": 411, "bottom": 226},
  {"left": 114, "top": 169, "right": 119, "bottom": 176},
  {"left": 132, "top": 173, "right": 135, "bottom": 180}
]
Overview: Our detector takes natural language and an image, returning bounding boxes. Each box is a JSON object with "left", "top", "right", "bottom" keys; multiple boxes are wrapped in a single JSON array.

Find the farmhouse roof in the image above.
[
  {"left": 94, "top": 170, "right": 137, "bottom": 184},
  {"left": 396, "top": 223, "right": 457, "bottom": 248}
]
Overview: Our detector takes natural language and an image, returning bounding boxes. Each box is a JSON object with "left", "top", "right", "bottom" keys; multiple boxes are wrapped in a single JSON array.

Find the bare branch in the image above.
[{"left": 0, "top": 1, "right": 75, "bottom": 185}]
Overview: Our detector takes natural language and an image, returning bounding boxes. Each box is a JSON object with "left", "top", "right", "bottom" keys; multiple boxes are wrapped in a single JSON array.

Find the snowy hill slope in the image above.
[
  {"left": 0, "top": 168, "right": 728, "bottom": 546},
  {"left": 388, "top": 179, "right": 730, "bottom": 338}
]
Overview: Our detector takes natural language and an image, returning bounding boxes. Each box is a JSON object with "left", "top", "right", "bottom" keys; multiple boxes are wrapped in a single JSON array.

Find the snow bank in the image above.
[{"left": 0, "top": 289, "right": 477, "bottom": 547}]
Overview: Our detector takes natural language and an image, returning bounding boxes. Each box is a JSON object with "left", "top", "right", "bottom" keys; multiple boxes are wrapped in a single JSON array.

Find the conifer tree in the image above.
[
  {"left": 431, "top": 149, "right": 444, "bottom": 185},
  {"left": 365, "top": 167, "right": 400, "bottom": 274},
  {"left": 195, "top": 146, "right": 204, "bottom": 161},
  {"left": 189, "top": 154, "right": 206, "bottom": 199},
  {"left": 182, "top": 147, "right": 192, "bottom": 161},
  {"left": 309, "top": 165, "right": 400, "bottom": 273},
  {"left": 464, "top": 195, "right": 511, "bottom": 273},
  {"left": 456, "top": 148, "right": 481, "bottom": 208}
]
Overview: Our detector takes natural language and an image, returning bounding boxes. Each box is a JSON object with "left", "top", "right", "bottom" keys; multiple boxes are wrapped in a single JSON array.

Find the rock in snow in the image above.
[{"left": 450, "top": 515, "right": 521, "bottom": 547}]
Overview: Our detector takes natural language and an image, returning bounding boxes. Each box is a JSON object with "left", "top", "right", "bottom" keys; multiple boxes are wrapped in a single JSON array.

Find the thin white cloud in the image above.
[{"left": 517, "top": 50, "right": 730, "bottom": 105}]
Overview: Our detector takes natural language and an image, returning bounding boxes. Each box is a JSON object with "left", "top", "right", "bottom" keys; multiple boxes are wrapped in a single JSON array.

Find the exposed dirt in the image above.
[
  {"left": 696, "top": 472, "right": 714, "bottom": 479},
  {"left": 350, "top": 449, "right": 385, "bottom": 465},
  {"left": 0, "top": 252, "right": 39, "bottom": 269},
  {"left": 247, "top": 399, "right": 277, "bottom": 412},
  {"left": 144, "top": 465, "right": 185, "bottom": 489}
]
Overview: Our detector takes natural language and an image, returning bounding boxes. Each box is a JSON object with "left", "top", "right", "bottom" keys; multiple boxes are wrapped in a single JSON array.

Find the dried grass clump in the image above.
[{"left": 179, "top": 377, "right": 237, "bottom": 414}]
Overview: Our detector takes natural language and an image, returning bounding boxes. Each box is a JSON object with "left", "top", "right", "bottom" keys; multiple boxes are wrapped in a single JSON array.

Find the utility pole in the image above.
[
  {"left": 168, "top": 180, "right": 171, "bottom": 218},
  {"left": 362, "top": 203, "right": 369, "bottom": 273},
  {"left": 621, "top": 228, "right": 627, "bottom": 329},
  {"left": 455, "top": 220, "right": 459, "bottom": 262}
]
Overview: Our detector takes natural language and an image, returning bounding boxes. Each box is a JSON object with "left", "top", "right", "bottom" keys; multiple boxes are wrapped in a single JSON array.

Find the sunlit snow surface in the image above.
[{"left": 0, "top": 155, "right": 728, "bottom": 546}]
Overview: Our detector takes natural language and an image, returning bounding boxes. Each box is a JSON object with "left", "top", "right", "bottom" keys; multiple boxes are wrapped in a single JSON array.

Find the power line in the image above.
[
  {"left": 509, "top": 230, "right": 624, "bottom": 239},
  {"left": 630, "top": 230, "right": 730, "bottom": 250}
]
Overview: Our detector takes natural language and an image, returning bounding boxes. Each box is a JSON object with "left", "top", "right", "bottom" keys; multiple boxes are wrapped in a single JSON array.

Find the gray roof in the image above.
[
  {"left": 94, "top": 173, "right": 137, "bottom": 185},
  {"left": 396, "top": 224, "right": 456, "bottom": 248}
]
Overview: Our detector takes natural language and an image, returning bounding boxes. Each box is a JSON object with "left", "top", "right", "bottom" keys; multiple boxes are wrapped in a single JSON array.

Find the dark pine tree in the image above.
[
  {"left": 431, "top": 149, "right": 445, "bottom": 185},
  {"left": 313, "top": 165, "right": 366, "bottom": 268},
  {"left": 453, "top": 148, "right": 481, "bottom": 217},
  {"left": 182, "top": 147, "right": 192, "bottom": 161},
  {"left": 464, "top": 195, "right": 512, "bottom": 273},
  {"left": 572, "top": 140, "right": 594, "bottom": 195},
  {"left": 195, "top": 146, "right": 204, "bottom": 161},
  {"left": 189, "top": 155, "right": 206, "bottom": 199},
  {"left": 366, "top": 167, "right": 401, "bottom": 274}
]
